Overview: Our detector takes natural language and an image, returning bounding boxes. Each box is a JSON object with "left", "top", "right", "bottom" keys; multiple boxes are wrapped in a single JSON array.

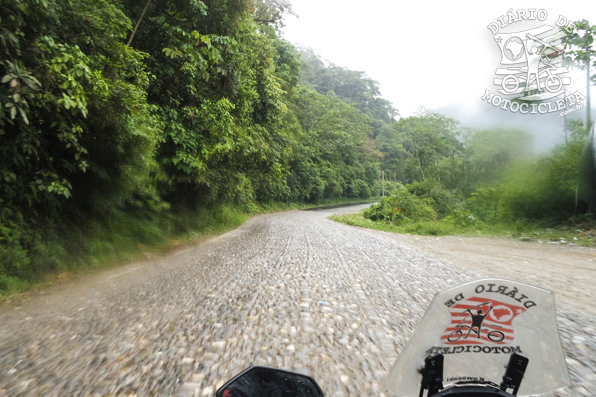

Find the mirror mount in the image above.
[
  {"left": 419, "top": 354, "right": 444, "bottom": 397},
  {"left": 499, "top": 353, "right": 529, "bottom": 395},
  {"left": 216, "top": 366, "right": 324, "bottom": 397}
]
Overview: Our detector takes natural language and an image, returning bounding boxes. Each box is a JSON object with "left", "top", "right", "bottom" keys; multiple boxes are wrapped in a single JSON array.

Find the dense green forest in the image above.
[
  {"left": 0, "top": 0, "right": 392, "bottom": 291},
  {"left": 0, "top": 0, "right": 594, "bottom": 293}
]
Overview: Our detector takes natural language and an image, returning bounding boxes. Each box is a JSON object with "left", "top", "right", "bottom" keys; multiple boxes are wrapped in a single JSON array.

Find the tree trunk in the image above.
[
  {"left": 126, "top": 0, "right": 152, "bottom": 47},
  {"left": 416, "top": 152, "right": 425, "bottom": 181},
  {"left": 586, "top": 31, "right": 592, "bottom": 132}
]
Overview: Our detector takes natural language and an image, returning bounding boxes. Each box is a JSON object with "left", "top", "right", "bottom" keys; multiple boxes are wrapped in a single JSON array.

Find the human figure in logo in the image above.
[
  {"left": 465, "top": 305, "right": 493, "bottom": 339},
  {"left": 523, "top": 33, "right": 544, "bottom": 93}
]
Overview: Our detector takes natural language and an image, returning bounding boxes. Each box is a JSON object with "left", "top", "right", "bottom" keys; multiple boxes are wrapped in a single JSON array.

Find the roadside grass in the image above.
[
  {"left": 0, "top": 198, "right": 376, "bottom": 300},
  {"left": 0, "top": 205, "right": 251, "bottom": 300},
  {"left": 331, "top": 212, "right": 596, "bottom": 246}
]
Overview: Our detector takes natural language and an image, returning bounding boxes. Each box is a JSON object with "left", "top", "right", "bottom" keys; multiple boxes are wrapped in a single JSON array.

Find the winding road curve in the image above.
[{"left": 0, "top": 204, "right": 594, "bottom": 396}]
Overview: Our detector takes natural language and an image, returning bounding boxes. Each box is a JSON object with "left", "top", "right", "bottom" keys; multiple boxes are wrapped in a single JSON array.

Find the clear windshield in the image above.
[{"left": 383, "top": 278, "right": 570, "bottom": 396}]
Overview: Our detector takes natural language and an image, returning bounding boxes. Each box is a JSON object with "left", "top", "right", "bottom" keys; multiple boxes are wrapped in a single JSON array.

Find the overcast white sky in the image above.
[{"left": 281, "top": 1, "right": 596, "bottom": 118}]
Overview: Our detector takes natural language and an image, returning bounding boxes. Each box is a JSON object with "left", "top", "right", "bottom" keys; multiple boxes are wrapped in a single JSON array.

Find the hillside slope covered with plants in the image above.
[{"left": 0, "top": 0, "right": 393, "bottom": 292}]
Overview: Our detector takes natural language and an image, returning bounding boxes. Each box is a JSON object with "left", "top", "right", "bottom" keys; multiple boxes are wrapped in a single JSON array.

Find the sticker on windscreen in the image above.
[{"left": 441, "top": 297, "right": 525, "bottom": 345}]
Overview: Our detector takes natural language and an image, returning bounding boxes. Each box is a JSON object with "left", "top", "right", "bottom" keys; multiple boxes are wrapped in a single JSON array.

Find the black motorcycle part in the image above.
[
  {"left": 430, "top": 385, "right": 516, "bottom": 396},
  {"left": 419, "top": 354, "right": 444, "bottom": 397},
  {"left": 499, "top": 353, "right": 529, "bottom": 395},
  {"left": 215, "top": 365, "right": 324, "bottom": 397}
]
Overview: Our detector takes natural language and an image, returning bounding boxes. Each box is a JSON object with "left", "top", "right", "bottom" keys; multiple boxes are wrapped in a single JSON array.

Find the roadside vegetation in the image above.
[
  {"left": 333, "top": 20, "right": 596, "bottom": 244},
  {"left": 332, "top": 213, "right": 596, "bottom": 246},
  {"left": 332, "top": 118, "right": 596, "bottom": 245},
  {"left": 0, "top": 0, "right": 390, "bottom": 295},
  {"left": 0, "top": 1, "right": 594, "bottom": 295}
]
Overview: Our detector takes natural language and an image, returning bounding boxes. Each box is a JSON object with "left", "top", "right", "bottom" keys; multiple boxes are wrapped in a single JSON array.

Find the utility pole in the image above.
[{"left": 381, "top": 170, "right": 385, "bottom": 197}]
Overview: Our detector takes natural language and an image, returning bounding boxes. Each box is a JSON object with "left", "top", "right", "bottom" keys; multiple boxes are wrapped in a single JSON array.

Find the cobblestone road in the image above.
[{"left": 0, "top": 204, "right": 594, "bottom": 396}]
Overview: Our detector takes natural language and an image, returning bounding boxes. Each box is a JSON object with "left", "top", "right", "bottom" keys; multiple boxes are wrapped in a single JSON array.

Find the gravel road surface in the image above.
[{"left": 0, "top": 203, "right": 594, "bottom": 396}]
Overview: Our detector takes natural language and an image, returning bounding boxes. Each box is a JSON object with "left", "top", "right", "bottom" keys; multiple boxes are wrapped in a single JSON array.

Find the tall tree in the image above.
[
  {"left": 392, "top": 109, "right": 463, "bottom": 189},
  {"left": 563, "top": 19, "right": 596, "bottom": 132}
]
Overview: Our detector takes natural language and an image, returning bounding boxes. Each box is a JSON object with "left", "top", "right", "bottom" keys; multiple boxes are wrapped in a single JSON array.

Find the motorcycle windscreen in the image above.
[{"left": 383, "top": 278, "right": 570, "bottom": 396}]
